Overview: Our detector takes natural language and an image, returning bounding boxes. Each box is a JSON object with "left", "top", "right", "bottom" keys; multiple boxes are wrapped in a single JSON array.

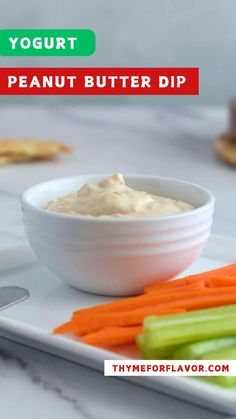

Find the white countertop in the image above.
[{"left": 0, "top": 105, "right": 235, "bottom": 419}]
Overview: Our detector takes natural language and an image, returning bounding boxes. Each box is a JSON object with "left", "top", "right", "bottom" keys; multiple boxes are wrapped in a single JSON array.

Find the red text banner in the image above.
[{"left": 0, "top": 67, "right": 199, "bottom": 95}]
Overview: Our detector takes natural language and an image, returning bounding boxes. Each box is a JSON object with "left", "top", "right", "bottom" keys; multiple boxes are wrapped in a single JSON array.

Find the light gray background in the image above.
[{"left": 0, "top": 0, "right": 235, "bottom": 105}]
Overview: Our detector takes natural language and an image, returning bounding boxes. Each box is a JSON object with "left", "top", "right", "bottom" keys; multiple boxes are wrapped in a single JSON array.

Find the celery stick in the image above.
[
  {"left": 136, "top": 334, "right": 176, "bottom": 360},
  {"left": 144, "top": 304, "right": 236, "bottom": 332},
  {"left": 199, "top": 376, "right": 236, "bottom": 388},
  {"left": 136, "top": 333, "right": 145, "bottom": 351},
  {"left": 201, "top": 345, "right": 236, "bottom": 360},
  {"left": 145, "top": 315, "right": 236, "bottom": 349},
  {"left": 136, "top": 333, "right": 160, "bottom": 359},
  {"left": 173, "top": 337, "right": 236, "bottom": 360},
  {"left": 211, "top": 376, "right": 236, "bottom": 388},
  {"left": 201, "top": 346, "right": 236, "bottom": 388},
  {"left": 143, "top": 346, "right": 176, "bottom": 360}
]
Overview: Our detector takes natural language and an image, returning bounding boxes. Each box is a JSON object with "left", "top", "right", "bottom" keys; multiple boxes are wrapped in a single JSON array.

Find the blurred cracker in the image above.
[
  {"left": 0, "top": 156, "right": 12, "bottom": 166},
  {"left": 0, "top": 139, "right": 72, "bottom": 164},
  {"left": 0, "top": 153, "right": 41, "bottom": 165},
  {"left": 215, "top": 133, "right": 236, "bottom": 167}
]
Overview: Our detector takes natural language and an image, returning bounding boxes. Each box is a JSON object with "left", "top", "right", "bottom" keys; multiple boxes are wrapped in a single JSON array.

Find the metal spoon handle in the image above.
[{"left": 0, "top": 286, "right": 29, "bottom": 311}]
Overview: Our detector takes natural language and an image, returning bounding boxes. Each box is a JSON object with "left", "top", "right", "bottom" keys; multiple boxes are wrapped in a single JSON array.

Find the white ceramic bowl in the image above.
[{"left": 21, "top": 174, "right": 215, "bottom": 296}]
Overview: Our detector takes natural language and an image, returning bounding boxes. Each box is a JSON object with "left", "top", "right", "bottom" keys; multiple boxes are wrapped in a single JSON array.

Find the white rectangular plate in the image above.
[{"left": 0, "top": 235, "right": 236, "bottom": 415}]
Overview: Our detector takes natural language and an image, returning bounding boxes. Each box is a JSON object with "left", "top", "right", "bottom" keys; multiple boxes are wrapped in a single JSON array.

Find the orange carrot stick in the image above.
[
  {"left": 72, "top": 308, "right": 185, "bottom": 335},
  {"left": 73, "top": 283, "right": 205, "bottom": 319},
  {"left": 207, "top": 276, "right": 236, "bottom": 288},
  {"left": 144, "top": 263, "right": 236, "bottom": 293},
  {"left": 81, "top": 326, "right": 143, "bottom": 347},
  {"left": 53, "top": 321, "right": 78, "bottom": 335},
  {"left": 54, "top": 288, "right": 236, "bottom": 335},
  {"left": 73, "top": 292, "right": 236, "bottom": 334},
  {"left": 153, "top": 293, "right": 236, "bottom": 312},
  {"left": 146, "top": 280, "right": 205, "bottom": 294},
  {"left": 144, "top": 277, "right": 196, "bottom": 293},
  {"left": 73, "top": 284, "right": 236, "bottom": 321}
]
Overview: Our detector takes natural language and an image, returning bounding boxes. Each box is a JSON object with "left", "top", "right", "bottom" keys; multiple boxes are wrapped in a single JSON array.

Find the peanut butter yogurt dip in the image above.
[{"left": 44, "top": 173, "right": 194, "bottom": 217}]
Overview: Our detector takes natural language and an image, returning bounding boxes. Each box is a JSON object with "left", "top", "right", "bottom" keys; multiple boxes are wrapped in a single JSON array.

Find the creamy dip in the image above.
[{"left": 44, "top": 173, "right": 194, "bottom": 217}]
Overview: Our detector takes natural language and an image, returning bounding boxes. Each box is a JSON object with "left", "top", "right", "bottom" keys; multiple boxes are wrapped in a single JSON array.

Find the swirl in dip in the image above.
[{"left": 44, "top": 173, "right": 194, "bottom": 217}]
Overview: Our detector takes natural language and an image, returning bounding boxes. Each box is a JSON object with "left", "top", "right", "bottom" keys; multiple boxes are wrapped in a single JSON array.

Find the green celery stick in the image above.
[
  {"left": 211, "top": 376, "right": 236, "bottom": 388},
  {"left": 173, "top": 337, "right": 236, "bottom": 360},
  {"left": 201, "top": 345, "right": 236, "bottom": 360},
  {"left": 144, "top": 304, "right": 236, "bottom": 332},
  {"left": 136, "top": 334, "right": 159, "bottom": 359},
  {"left": 201, "top": 346, "right": 236, "bottom": 388},
  {"left": 136, "top": 334, "right": 176, "bottom": 360},
  {"left": 136, "top": 333, "right": 145, "bottom": 352},
  {"left": 198, "top": 376, "right": 236, "bottom": 388},
  {"left": 145, "top": 315, "right": 236, "bottom": 349}
]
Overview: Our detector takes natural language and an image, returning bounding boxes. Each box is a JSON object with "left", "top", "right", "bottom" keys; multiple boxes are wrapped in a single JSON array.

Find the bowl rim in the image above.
[{"left": 21, "top": 174, "right": 215, "bottom": 223}]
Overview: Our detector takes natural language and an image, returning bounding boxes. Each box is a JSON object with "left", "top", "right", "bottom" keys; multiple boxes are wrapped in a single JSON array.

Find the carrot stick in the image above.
[
  {"left": 73, "top": 284, "right": 236, "bottom": 321},
  {"left": 144, "top": 277, "right": 197, "bottom": 293},
  {"left": 54, "top": 288, "right": 236, "bottom": 335},
  {"left": 207, "top": 276, "right": 236, "bottom": 288},
  {"left": 144, "top": 263, "right": 236, "bottom": 293},
  {"left": 152, "top": 293, "right": 236, "bottom": 312},
  {"left": 81, "top": 325, "right": 143, "bottom": 347},
  {"left": 73, "top": 282, "right": 205, "bottom": 319},
  {"left": 146, "top": 280, "right": 205, "bottom": 294},
  {"left": 73, "top": 292, "right": 236, "bottom": 334},
  {"left": 72, "top": 308, "right": 185, "bottom": 335},
  {"left": 53, "top": 321, "right": 79, "bottom": 335}
]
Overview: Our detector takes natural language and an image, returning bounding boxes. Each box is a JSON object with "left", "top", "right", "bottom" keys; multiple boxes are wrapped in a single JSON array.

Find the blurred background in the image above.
[{"left": 0, "top": 0, "right": 235, "bottom": 105}]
